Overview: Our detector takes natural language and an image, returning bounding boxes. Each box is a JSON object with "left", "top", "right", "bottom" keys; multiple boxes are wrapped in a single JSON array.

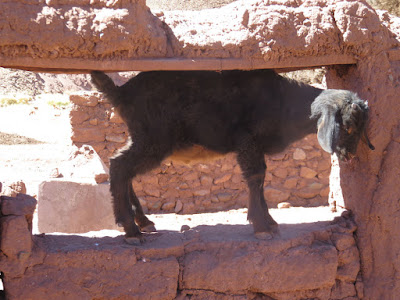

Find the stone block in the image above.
[
  {"left": 330, "top": 280, "right": 357, "bottom": 299},
  {"left": 38, "top": 180, "right": 119, "bottom": 234},
  {"left": 5, "top": 244, "right": 179, "bottom": 300},
  {"left": 1, "top": 194, "right": 37, "bottom": 216},
  {"left": 70, "top": 93, "right": 99, "bottom": 107},
  {"left": 182, "top": 240, "right": 338, "bottom": 294},
  {"left": 71, "top": 127, "right": 105, "bottom": 143},
  {"left": 1, "top": 215, "right": 32, "bottom": 260}
]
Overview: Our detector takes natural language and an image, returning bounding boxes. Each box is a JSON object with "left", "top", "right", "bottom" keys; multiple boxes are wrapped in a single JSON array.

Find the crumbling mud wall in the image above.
[
  {"left": 69, "top": 92, "right": 331, "bottom": 213},
  {"left": 325, "top": 57, "right": 400, "bottom": 298},
  {"left": 1, "top": 0, "right": 399, "bottom": 72},
  {"left": 0, "top": 193, "right": 363, "bottom": 299}
]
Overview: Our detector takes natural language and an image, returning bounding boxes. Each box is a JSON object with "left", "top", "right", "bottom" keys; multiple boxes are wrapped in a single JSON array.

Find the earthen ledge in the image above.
[
  {"left": 0, "top": 55, "right": 357, "bottom": 74},
  {"left": 3, "top": 209, "right": 360, "bottom": 299}
]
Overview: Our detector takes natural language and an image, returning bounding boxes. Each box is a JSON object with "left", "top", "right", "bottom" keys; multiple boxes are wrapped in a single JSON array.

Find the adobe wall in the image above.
[
  {"left": 69, "top": 92, "right": 331, "bottom": 213},
  {"left": 0, "top": 192, "right": 363, "bottom": 299},
  {"left": 325, "top": 56, "right": 400, "bottom": 299}
]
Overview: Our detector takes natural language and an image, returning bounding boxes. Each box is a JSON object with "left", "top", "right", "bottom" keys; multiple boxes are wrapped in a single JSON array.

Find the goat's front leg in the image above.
[{"left": 237, "top": 147, "right": 278, "bottom": 239}]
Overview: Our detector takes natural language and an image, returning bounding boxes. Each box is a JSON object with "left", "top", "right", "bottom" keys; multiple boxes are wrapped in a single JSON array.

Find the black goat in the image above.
[{"left": 91, "top": 69, "right": 374, "bottom": 244}]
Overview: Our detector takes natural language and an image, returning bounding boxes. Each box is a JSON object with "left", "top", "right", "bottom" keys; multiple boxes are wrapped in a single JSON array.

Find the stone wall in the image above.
[
  {"left": 0, "top": 191, "right": 363, "bottom": 299},
  {"left": 69, "top": 91, "right": 331, "bottom": 214}
]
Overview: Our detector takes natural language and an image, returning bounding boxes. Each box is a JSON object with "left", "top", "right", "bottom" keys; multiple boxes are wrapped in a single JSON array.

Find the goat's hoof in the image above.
[
  {"left": 141, "top": 224, "right": 157, "bottom": 233},
  {"left": 124, "top": 236, "right": 143, "bottom": 245},
  {"left": 254, "top": 231, "right": 274, "bottom": 240}
]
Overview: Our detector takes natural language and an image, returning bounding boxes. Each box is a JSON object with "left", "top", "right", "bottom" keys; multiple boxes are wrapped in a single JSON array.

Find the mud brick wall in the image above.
[
  {"left": 70, "top": 92, "right": 331, "bottom": 214},
  {"left": 0, "top": 193, "right": 363, "bottom": 300}
]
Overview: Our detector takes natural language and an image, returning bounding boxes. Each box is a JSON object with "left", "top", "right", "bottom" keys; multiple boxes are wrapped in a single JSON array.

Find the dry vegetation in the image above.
[{"left": 367, "top": 0, "right": 400, "bottom": 16}]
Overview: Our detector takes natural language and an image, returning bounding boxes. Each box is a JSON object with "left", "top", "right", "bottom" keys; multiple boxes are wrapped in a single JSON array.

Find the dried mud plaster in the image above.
[{"left": 0, "top": 0, "right": 399, "bottom": 71}]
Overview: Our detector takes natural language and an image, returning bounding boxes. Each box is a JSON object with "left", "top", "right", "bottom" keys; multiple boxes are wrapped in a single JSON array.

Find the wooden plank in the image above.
[{"left": 0, "top": 55, "right": 357, "bottom": 74}]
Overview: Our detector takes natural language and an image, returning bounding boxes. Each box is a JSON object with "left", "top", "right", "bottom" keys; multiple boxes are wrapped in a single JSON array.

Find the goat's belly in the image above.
[{"left": 167, "top": 145, "right": 225, "bottom": 165}]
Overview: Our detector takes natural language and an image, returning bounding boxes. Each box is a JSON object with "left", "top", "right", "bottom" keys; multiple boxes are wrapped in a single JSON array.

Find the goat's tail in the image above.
[{"left": 90, "top": 71, "right": 120, "bottom": 107}]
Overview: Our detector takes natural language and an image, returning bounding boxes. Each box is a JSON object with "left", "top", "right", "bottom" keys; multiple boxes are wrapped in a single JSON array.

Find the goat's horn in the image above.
[
  {"left": 351, "top": 103, "right": 360, "bottom": 114},
  {"left": 363, "top": 128, "right": 375, "bottom": 150}
]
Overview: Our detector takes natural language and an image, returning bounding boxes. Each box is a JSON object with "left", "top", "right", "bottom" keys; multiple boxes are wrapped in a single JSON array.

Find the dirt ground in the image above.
[{"left": 0, "top": 99, "right": 73, "bottom": 196}]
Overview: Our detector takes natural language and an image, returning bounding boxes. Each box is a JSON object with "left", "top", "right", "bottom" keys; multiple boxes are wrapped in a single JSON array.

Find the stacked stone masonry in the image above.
[
  {"left": 70, "top": 91, "right": 331, "bottom": 214},
  {"left": 0, "top": 194, "right": 363, "bottom": 299}
]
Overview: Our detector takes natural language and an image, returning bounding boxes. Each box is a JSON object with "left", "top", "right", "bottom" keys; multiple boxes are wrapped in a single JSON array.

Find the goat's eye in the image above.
[{"left": 346, "top": 127, "right": 353, "bottom": 134}]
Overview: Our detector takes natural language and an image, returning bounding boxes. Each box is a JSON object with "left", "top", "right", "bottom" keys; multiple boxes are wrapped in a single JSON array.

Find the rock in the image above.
[
  {"left": 1, "top": 216, "right": 32, "bottom": 260},
  {"left": 278, "top": 202, "right": 291, "bottom": 209},
  {"left": 149, "top": 200, "right": 162, "bottom": 210},
  {"left": 214, "top": 174, "right": 232, "bottom": 185},
  {"left": 71, "top": 127, "right": 105, "bottom": 143},
  {"left": 300, "top": 167, "right": 317, "bottom": 179},
  {"left": 143, "top": 185, "right": 161, "bottom": 198},
  {"left": 38, "top": 181, "right": 119, "bottom": 233},
  {"left": 294, "top": 187, "right": 320, "bottom": 199},
  {"left": 320, "top": 186, "right": 330, "bottom": 197},
  {"left": 181, "top": 225, "right": 190, "bottom": 232},
  {"left": 183, "top": 203, "right": 196, "bottom": 214},
  {"left": 109, "top": 111, "right": 124, "bottom": 123},
  {"left": 270, "top": 153, "right": 286, "bottom": 160},
  {"left": 182, "top": 242, "right": 338, "bottom": 294},
  {"left": 264, "top": 187, "right": 290, "bottom": 203},
  {"left": 1, "top": 181, "right": 27, "bottom": 197},
  {"left": 293, "top": 148, "right": 307, "bottom": 160},
  {"left": 70, "top": 93, "right": 99, "bottom": 107},
  {"left": 105, "top": 134, "right": 126, "bottom": 143},
  {"left": 355, "top": 280, "right": 364, "bottom": 299},
  {"left": 161, "top": 201, "right": 175, "bottom": 211},
  {"left": 89, "top": 118, "right": 98, "bottom": 126},
  {"left": 336, "top": 247, "right": 360, "bottom": 282},
  {"left": 193, "top": 189, "right": 210, "bottom": 197},
  {"left": 1, "top": 194, "right": 37, "bottom": 216},
  {"left": 273, "top": 167, "right": 288, "bottom": 179},
  {"left": 61, "top": 145, "right": 109, "bottom": 184},
  {"left": 216, "top": 192, "right": 232, "bottom": 202},
  {"left": 140, "top": 174, "right": 159, "bottom": 185},
  {"left": 69, "top": 109, "right": 90, "bottom": 124},
  {"left": 175, "top": 200, "right": 183, "bottom": 213},
  {"left": 331, "top": 232, "right": 356, "bottom": 251},
  {"left": 49, "top": 168, "right": 63, "bottom": 178},
  {"left": 5, "top": 253, "right": 179, "bottom": 300},
  {"left": 330, "top": 281, "right": 357, "bottom": 299},
  {"left": 283, "top": 177, "right": 298, "bottom": 189},
  {"left": 200, "top": 175, "right": 213, "bottom": 186}
]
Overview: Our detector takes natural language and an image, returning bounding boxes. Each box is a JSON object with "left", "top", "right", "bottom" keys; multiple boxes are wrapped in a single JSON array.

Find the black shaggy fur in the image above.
[{"left": 91, "top": 69, "right": 374, "bottom": 243}]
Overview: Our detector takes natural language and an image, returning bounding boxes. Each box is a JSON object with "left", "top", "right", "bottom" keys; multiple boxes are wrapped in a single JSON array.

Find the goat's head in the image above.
[{"left": 311, "top": 90, "right": 375, "bottom": 161}]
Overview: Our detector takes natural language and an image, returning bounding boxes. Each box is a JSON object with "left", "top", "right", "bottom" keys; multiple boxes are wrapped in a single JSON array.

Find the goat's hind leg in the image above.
[
  {"left": 128, "top": 185, "right": 156, "bottom": 233},
  {"left": 110, "top": 145, "right": 165, "bottom": 245},
  {"left": 237, "top": 147, "right": 278, "bottom": 239}
]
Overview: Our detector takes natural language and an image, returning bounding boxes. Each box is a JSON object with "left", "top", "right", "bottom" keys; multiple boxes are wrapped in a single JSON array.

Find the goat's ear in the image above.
[{"left": 316, "top": 110, "right": 340, "bottom": 154}]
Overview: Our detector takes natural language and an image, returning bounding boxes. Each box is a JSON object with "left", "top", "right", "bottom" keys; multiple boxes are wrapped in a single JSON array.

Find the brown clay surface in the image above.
[{"left": 1, "top": 0, "right": 399, "bottom": 72}]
